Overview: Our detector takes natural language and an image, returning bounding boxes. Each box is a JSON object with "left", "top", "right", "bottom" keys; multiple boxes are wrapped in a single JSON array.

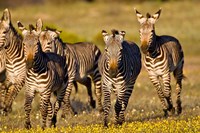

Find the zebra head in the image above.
[
  {"left": 0, "top": 8, "right": 12, "bottom": 49},
  {"left": 102, "top": 29, "right": 125, "bottom": 78},
  {"left": 39, "top": 26, "right": 61, "bottom": 54},
  {"left": 134, "top": 8, "right": 161, "bottom": 54},
  {"left": 17, "top": 21, "right": 41, "bottom": 69}
]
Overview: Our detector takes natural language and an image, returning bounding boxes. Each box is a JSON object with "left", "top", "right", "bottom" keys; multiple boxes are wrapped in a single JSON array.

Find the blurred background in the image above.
[{"left": 0, "top": 0, "right": 199, "bottom": 130}]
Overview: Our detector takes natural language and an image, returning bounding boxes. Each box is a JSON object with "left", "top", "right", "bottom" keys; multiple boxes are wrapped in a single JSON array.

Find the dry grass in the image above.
[{"left": 0, "top": 1, "right": 200, "bottom": 132}]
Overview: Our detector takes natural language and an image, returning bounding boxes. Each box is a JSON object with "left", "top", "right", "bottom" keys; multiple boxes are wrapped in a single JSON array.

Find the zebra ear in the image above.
[
  {"left": 102, "top": 30, "right": 109, "bottom": 43},
  {"left": 2, "top": 8, "right": 11, "bottom": 24},
  {"left": 17, "top": 21, "right": 27, "bottom": 35},
  {"left": 36, "top": 18, "right": 43, "bottom": 34},
  {"left": 149, "top": 8, "right": 162, "bottom": 24},
  {"left": 55, "top": 30, "right": 61, "bottom": 35},
  {"left": 17, "top": 21, "right": 25, "bottom": 31},
  {"left": 134, "top": 8, "right": 146, "bottom": 24},
  {"left": 119, "top": 31, "right": 126, "bottom": 38}
]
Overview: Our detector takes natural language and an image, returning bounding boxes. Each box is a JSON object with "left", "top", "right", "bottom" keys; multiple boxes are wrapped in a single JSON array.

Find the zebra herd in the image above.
[{"left": 0, "top": 8, "right": 184, "bottom": 129}]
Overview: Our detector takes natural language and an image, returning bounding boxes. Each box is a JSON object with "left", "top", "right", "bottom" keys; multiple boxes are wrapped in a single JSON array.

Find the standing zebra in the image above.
[
  {"left": 134, "top": 9, "right": 184, "bottom": 116},
  {"left": 17, "top": 21, "right": 68, "bottom": 129},
  {"left": 99, "top": 30, "right": 141, "bottom": 127},
  {"left": 38, "top": 23, "right": 103, "bottom": 117},
  {"left": 0, "top": 8, "right": 26, "bottom": 114}
]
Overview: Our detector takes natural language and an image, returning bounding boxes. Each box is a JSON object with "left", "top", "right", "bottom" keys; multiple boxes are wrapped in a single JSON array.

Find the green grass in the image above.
[{"left": 0, "top": 1, "right": 200, "bottom": 132}]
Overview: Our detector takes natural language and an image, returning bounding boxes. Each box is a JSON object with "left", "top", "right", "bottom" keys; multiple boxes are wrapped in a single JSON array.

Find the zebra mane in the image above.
[
  {"left": 111, "top": 29, "right": 119, "bottom": 37},
  {"left": 146, "top": 13, "right": 151, "bottom": 18},
  {"left": 9, "top": 21, "right": 22, "bottom": 40},
  {"left": 29, "top": 24, "right": 35, "bottom": 32},
  {"left": 45, "top": 26, "right": 57, "bottom": 31}
]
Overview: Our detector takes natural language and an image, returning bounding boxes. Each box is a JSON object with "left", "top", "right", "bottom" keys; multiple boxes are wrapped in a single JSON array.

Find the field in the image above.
[{"left": 0, "top": 0, "right": 200, "bottom": 132}]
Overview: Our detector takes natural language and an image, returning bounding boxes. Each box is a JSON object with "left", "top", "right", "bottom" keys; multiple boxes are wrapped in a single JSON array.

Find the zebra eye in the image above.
[{"left": 3, "top": 31, "right": 7, "bottom": 34}]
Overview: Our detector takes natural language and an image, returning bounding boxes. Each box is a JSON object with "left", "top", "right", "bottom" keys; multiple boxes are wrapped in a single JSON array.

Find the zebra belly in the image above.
[{"left": 147, "top": 68, "right": 164, "bottom": 77}]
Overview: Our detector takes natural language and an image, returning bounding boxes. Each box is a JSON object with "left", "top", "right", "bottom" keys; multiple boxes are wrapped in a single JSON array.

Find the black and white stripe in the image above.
[
  {"left": 18, "top": 21, "right": 68, "bottom": 129},
  {"left": 135, "top": 8, "right": 184, "bottom": 116},
  {"left": 99, "top": 30, "right": 141, "bottom": 127},
  {"left": 0, "top": 48, "right": 7, "bottom": 109},
  {"left": 0, "top": 9, "right": 26, "bottom": 114},
  {"left": 39, "top": 24, "right": 103, "bottom": 117}
]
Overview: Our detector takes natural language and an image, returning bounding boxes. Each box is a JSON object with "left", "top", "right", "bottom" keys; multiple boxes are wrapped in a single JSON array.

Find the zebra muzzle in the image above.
[
  {"left": 26, "top": 59, "right": 34, "bottom": 69},
  {"left": 109, "top": 59, "right": 118, "bottom": 78},
  {"left": 140, "top": 43, "right": 149, "bottom": 54}
]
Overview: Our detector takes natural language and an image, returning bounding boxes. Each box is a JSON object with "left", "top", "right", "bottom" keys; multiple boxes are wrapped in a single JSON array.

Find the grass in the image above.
[{"left": 0, "top": 0, "right": 200, "bottom": 132}]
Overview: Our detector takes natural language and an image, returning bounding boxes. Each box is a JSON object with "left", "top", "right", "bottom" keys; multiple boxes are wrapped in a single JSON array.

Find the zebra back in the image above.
[
  {"left": 135, "top": 8, "right": 184, "bottom": 72},
  {"left": 39, "top": 26, "right": 101, "bottom": 79}
]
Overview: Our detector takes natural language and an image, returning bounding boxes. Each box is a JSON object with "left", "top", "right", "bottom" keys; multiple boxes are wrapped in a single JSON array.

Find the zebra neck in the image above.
[
  {"left": 147, "top": 35, "right": 160, "bottom": 58},
  {"left": 33, "top": 48, "right": 47, "bottom": 74},
  {"left": 5, "top": 26, "right": 23, "bottom": 58},
  {"left": 55, "top": 38, "right": 65, "bottom": 56}
]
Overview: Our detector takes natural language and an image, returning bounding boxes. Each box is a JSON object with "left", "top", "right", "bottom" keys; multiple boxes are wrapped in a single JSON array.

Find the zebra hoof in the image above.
[
  {"left": 177, "top": 107, "right": 182, "bottom": 115},
  {"left": 52, "top": 115, "right": 57, "bottom": 128},
  {"left": 90, "top": 100, "right": 96, "bottom": 108},
  {"left": 98, "top": 107, "right": 104, "bottom": 113},
  {"left": 104, "top": 122, "right": 108, "bottom": 128},
  {"left": 25, "top": 122, "right": 32, "bottom": 129},
  {"left": 163, "top": 109, "right": 168, "bottom": 118},
  {"left": 168, "top": 107, "right": 175, "bottom": 116},
  {"left": 3, "top": 106, "right": 12, "bottom": 115},
  {"left": 114, "top": 121, "right": 123, "bottom": 126},
  {"left": 61, "top": 114, "right": 66, "bottom": 119}
]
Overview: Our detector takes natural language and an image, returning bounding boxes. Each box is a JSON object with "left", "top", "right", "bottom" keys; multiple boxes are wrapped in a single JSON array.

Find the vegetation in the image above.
[{"left": 0, "top": 0, "right": 199, "bottom": 132}]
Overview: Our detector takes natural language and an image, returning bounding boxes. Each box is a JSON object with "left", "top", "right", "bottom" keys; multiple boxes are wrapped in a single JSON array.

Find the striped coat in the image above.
[
  {"left": 99, "top": 30, "right": 141, "bottom": 127},
  {"left": 39, "top": 25, "right": 103, "bottom": 117},
  {"left": 18, "top": 22, "right": 68, "bottom": 129},
  {"left": 0, "top": 9, "right": 26, "bottom": 114},
  {"left": 135, "top": 8, "right": 184, "bottom": 116}
]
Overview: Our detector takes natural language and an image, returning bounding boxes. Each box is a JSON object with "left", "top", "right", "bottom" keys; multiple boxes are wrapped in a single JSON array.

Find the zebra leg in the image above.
[
  {"left": 114, "top": 98, "right": 122, "bottom": 125},
  {"left": 0, "top": 83, "right": 6, "bottom": 109},
  {"left": 173, "top": 66, "right": 183, "bottom": 115},
  {"left": 103, "top": 82, "right": 111, "bottom": 127},
  {"left": 61, "top": 82, "right": 76, "bottom": 118},
  {"left": 162, "top": 73, "right": 175, "bottom": 115},
  {"left": 91, "top": 71, "right": 103, "bottom": 112},
  {"left": 116, "top": 86, "right": 132, "bottom": 125},
  {"left": 40, "top": 91, "right": 51, "bottom": 130},
  {"left": 78, "top": 77, "right": 96, "bottom": 108},
  {"left": 46, "top": 102, "right": 53, "bottom": 128},
  {"left": 52, "top": 86, "right": 66, "bottom": 127},
  {"left": 24, "top": 88, "right": 35, "bottom": 129},
  {"left": 73, "top": 81, "right": 78, "bottom": 94},
  {"left": 149, "top": 76, "right": 168, "bottom": 117},
  {"left": 3, "top": 84, "right": 19, "bottom": 114}
]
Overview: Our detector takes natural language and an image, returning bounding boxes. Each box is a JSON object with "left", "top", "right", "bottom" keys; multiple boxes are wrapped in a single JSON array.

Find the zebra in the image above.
[
  {"left": 99, "top": 29, "right": 141, "bottom": 127},
  {"left": 17, "top": 21, "right": 68, "bottom": 129},
  {"left": 134, "top": 8, "right": 184, "bottom": 116},
  {"left": 0, "top": 8, "right": 26, "bottom": 114},
  {"left": 0, "top": 48, "right": 7, "bottom": 109},
  {"left": 38, "top": 22, "right": 103, "bottom": 117}
]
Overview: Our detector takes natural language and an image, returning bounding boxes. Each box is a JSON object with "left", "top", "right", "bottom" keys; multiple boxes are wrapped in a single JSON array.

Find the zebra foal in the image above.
[
  {"left": 99, "top": 30, "right": 141, "bottom": 127},
  {"left": 18, "top": 20, "right": 68, "bottom": 129},
  {"left": 39, "top": 24, "right": 103, "bottom": 116},
  {"left": 134, "top": 8, "right": 184, "bottom": 116},
  {"left": 0, "top": 8, "right": 26, "bottom": 114}
]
